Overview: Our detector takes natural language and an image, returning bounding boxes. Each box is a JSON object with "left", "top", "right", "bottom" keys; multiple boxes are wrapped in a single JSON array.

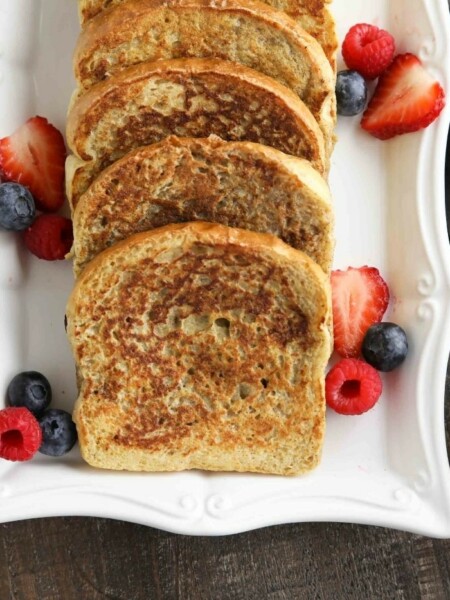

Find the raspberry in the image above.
[
  {"left": 342, "top": 23, "right": 395, "bottom": 80},
  {"left": 325, "top": 358, "right": 382, "bottom": 415},
  {"left": 0, "top": 407, "right": 42, "bottom": 461},
  {"left": 23, "top": 214, "right": 73, "bottom": 260}
]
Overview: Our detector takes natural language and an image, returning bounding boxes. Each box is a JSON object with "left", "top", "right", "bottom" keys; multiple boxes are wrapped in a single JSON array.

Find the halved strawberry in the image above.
[
  {"left": 0, "top": 116, "right": 66, "bottom": 211},
  {"left": 361, "top": 53, "right": 445, "bottom": 140},
  {"left": 331, "top": 266, "right": 390, "bottom": 358}
]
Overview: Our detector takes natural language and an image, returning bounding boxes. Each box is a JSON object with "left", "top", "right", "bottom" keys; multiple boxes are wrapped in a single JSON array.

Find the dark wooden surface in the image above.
[{"left": 0, "top": 114, "right": 449, "bottom": 600}]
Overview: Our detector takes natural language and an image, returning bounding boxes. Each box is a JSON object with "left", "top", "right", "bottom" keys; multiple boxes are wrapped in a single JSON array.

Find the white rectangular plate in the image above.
[{"left": 0, "top": 0, "right": 450, "bottom": 537}]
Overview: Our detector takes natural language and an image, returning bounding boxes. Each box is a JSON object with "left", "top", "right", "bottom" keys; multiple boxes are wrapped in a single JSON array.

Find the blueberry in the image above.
[
  {"left": 336, "top": 70, "right": 368, "bottom": 117},
  {"left": 0, "top": 183, "right": 35, "bottom": 231},
  {"left": 38, "top": 409, "right": 77, "bottom": 456},
  {"left": 7, "top": 371, "right": 52, "bottom": 417},
  {"left": 362, "top": 323, "right": 408, "bottom": 372}
]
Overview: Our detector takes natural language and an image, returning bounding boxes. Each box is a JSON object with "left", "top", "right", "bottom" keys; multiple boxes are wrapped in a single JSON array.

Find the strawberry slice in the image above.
[
  {"left": 331, "top": 266, "right": 390, "bottom": 358},
  {"left": 0, "top": 116, "right": 66, "bottom": 211},
  {"left": 361, "top": 53, "right": 445, "bottom": 140}
]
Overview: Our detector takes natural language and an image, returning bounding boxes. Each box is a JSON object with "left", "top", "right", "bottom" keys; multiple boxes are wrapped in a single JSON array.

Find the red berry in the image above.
[
  {"left": 361, "top": 53, "right": 446, "bottom": 140},
  {"left": 331, "top": 266, "right": 390, "bottom": 358},
  {"left": 326, "top": 358, "right": 382, "bottom": 415},
  {"left": 342, "top": 23, "right": 395, "bottom": 80},
  {"left": 23, "top": 214, "right": 73, "bottom": 260},
  {"left": 0, "top": 116, "right": 66, "bottom": 212},
  {"left": 0, "top": 407, "right": 42, "bottom": 461}
]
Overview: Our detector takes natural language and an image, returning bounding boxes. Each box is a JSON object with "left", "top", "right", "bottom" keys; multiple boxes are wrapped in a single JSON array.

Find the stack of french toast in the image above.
[{"left": 65, "top": 0, "right": 337, "bottom": 475}]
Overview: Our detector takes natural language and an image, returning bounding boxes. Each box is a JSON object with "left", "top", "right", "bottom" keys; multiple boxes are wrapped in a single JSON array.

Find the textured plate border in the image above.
[{"left": 0, "top": 0, "right": 450, "bottom": 537}]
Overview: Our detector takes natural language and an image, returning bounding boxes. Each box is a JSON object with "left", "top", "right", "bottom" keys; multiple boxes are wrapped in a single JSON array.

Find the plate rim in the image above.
[{"left": 0, "top": 0, "right": 450, "bottom": 538}]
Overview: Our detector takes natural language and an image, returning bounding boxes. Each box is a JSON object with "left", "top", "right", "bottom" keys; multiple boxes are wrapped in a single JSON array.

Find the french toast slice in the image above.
[
  {"left": 71, "top": 136, "right": 334, "bottom": 276},
  {"left": 66, "top": 58, "right": 327, "bottom": 206},
  {"left": 73, "top": 0, "right": 336, "bottom": 150},
  {"left": 77, "top": 0, "right": 338, "bottom": 67},
  {"left": 66, "top": 221, "right": 332, "bottom": 475}
]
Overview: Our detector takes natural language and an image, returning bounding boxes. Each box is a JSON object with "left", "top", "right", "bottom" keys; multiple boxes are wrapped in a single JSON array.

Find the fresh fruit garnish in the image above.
[
  {"left": 362, "top": 322, "right": 408, "bottom": 371},
  {"left": 0, "top": 182, "right": 36, "bottom": 231},
  {"left": 0, "top": 407, "right": 42, "bottom": 461},
  {"left": 326, "top": 358, "right": 382, "bottom": 415},
  {"left": 0, "top": 116, "right": 66, "bottom": 212},
  {"left": 38, "top": 409, "right": 77, "bottom": 456},
  {"left": 23, "top": 214, "right": 73, "bottom": 260},
  {"left": 7, "top": 371, "right": 52, "bottom": 417},
  {"left": 331, "top": 266, "right": 390, "bottom": 358},
  {"left": 342, "top": 23, "right": 395, "bottom": 80},
  {"left": 336, "top": 70, "right": 368, "bottom": 116},
  {"left": 361, "top": 53, "right": 445, "bottom": 139}
]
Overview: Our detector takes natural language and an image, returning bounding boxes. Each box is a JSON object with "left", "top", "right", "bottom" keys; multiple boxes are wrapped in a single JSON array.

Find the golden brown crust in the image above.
[
  {"left": 71, "top": 136, "right": 334, "bottom": 275},
  {"left": 269, "top": 0, "right": 337, "bottom": 69},
  {"left": 69, "top": 0, "right": 336, "bottom": 476},
  {"left": 72, "top": 221, "right": 329, "bottom": 287},
  {"left": 77, "top": 0, "right": 337, "bottom": 67},
  {"left": 78, "top": 0, "right": 332, "bottom": 21},
  {"left": 67, "top": 58, "right": 325, "bottom": 160},
  {"left": 66, "top": 58, "right": 327, "bottom": 204},
  {"left": 73, "top": 0, "right": 336, "bottom": 147},
  {"left": 67, "top": 222, "right": 331, "bottom": 475}
]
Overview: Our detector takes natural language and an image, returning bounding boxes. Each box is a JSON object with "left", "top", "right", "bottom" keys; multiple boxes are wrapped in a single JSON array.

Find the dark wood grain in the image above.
[{"left": 1, "top": 514, "right": 450, "bottom": 599}]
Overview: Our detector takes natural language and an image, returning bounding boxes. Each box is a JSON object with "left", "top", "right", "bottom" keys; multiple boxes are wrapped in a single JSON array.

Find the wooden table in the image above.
[{"left": 1, "top": 121, "right": 449, "bottom": 600}]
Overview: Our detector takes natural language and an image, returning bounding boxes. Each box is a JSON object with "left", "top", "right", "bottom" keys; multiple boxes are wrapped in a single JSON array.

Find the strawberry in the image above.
[
  {"left": 0, "top": 407, "right": 42, "bottom": 461},
  {"left": 331, "top": 266, "right": 390, "bottom": 358},
  {"left": 342, "top": 23, "right": 395, "bottom": 80},
  {"left": 0, "top": 116, "right": 66, "bottom": 211},
  {"left": 326, "top": 358, "right": 382, "bottom": 415},
  {"left": 361, "top": 53, "right": 445, "bottom": 139},
  {"left": 24, "top": 215, "right": 73, "bottom": 260}
]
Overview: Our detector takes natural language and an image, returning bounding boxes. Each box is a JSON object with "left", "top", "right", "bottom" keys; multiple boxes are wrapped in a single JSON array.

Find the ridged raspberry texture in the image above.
[
  {"left": 326, "top": 358, "right": 382, "bottom": 415},
  {"left": 0, "top": 407, "right": 42, "bottom": 461},
  {"left": 342, "top": 23, "right": 395, "bottom": 80},
  {"left": 24, "top": 214, "right": 73, "bottom": 260},
  {"left": 361, "top": 53, "right": 446, "bottom": 140}
]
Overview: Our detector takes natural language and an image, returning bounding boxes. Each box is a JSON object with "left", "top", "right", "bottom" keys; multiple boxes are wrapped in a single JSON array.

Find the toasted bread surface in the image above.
[
  {"left": 74, "top": 0, "right": 336, "bottom": 147},
  {"left": 67, "top": 221, "right": 331, "bottom": 474},
  {"left": 71, "top": 136, "right": 334, "bottom": 275},
  {"left": 270, "top": 0, "right": 337, "bottom": 68},
  {"left": 66, "top": 58, "right": 327, "bottom": 206},
  {"left": 77, "top": 0, "right": 337, "bottom": 66}
]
